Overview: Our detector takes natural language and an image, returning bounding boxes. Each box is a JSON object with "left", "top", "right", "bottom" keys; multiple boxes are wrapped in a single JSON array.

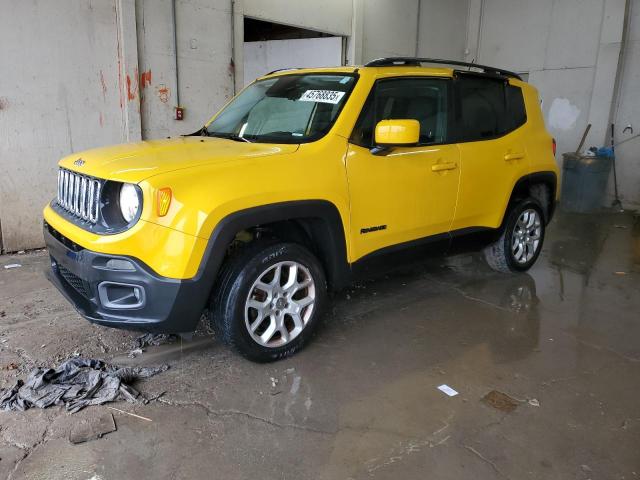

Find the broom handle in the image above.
[{"left": 611, "top": 124, "right": 620, "bottom": 202}]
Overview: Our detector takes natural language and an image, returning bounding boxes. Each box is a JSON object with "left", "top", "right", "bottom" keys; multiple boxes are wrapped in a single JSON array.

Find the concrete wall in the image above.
[
  {"left": 349, "top": 0, "right": 464, "bottom": 64},
  {"left": 464, "top": 0, "right": 630, "bottom": 201},
  {"left": 136, "top": 0, "right": 234, "bottom": 139},
  {"left": 137, "top": 0, "right": 361, "bottom": 137},
  {"left": 417, "top": 0, "right": 469, "bottom": 60},
  {"left": 613, "top": 0, "right": 640, "bottom": 208},
  {"left": 0, "top": 0, "right": 135, "bottom": 251},
  {"left": 466, "top": 0, "right": 625, "bottom": 152},
  {"left": 361, "top": 0, "right": 420, "bottom": 61}
]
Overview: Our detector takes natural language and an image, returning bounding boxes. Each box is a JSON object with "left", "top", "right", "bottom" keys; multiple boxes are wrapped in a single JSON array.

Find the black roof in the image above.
[{"left": 364, "top": 57, "right": 522, "bottom": 80}]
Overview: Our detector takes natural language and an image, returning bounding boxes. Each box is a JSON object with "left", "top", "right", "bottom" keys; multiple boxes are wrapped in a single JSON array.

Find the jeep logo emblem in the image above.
[{"left": 74, "top": 159, "right": 85, "bottom": 167}]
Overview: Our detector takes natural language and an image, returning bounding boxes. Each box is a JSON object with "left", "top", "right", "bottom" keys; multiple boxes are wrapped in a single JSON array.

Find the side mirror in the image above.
[{"left": 374, "top": 119, "right": 420, "bottom": 147}]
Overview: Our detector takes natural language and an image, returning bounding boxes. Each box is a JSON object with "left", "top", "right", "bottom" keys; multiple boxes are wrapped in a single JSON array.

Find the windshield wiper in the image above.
[
  {"left": 183, "top": 126, "right": 210, "bottom": 137},
  {"left": 207, "top": 132, "right": 253, "bottom": 143}
]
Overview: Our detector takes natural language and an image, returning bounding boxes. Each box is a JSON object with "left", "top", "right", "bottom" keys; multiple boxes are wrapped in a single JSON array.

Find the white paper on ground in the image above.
[
  {"left": 437, "top": 384, "right": 459, "bottom": 397},
  {"left": 3, "top": 264, "right": 22, "bottom": 270}
]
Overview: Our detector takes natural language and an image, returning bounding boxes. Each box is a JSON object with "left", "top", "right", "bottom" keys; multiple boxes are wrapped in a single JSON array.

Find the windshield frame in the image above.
[{"left": 204, "top": 71, "right": 360, "bottom": 144}]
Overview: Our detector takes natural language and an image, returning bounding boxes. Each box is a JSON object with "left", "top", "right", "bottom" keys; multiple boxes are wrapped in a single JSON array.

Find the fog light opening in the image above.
[{"left": 98, "top": 282, "right": 146, "bottom": 310}]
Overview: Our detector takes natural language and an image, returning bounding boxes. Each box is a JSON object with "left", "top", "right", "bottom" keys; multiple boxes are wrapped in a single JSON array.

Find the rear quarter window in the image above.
[
  {"left": 505, "top": 84, "right": 527, "bottom": 131},
  {"left": 455, "top": 76, "right": 527, "bottom": 142}
]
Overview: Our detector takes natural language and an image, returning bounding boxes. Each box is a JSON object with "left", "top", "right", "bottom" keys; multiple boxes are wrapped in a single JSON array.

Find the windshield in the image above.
[{"left": 205, "top": 73, "right": 357, "bottom": 143}]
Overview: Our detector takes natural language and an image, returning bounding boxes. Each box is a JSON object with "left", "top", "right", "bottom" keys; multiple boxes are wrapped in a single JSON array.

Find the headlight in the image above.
[{"left": 119, "top": 183, "right": 140, "bottom": 223}]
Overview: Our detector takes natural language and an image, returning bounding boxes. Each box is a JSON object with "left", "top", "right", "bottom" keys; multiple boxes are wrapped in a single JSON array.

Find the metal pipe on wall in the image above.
[
  {"left": 474, "top": 0, "right": 485, "bottom": 62},
  {"left": 414, "top": 0, "right": 421, "bottom": 56},
  {"left": 171, "top": 0, "right": 180, "bottom": 108},
  {"left": 231, "top": 0, "right": 236, "bottom": 95},
  {"left": 607, "top": 0, "right": 632, "bottom": 143}
]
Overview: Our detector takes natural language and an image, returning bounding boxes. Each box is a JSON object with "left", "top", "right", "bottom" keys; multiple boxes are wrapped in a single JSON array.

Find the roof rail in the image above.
[
  {"left": 364, "top": 57, "right": 522, "bottom": 80},
  {"left": 264, "top": 67, "right": 300, "bottom": 76}
]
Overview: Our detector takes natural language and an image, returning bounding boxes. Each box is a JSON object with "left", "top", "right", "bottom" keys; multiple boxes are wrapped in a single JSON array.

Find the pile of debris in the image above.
[
  {"left": 133, "top": 333, "right": 179, "bottom": 349},
  {"left": 0, "top": 357, "right": 168, "bottom": 413},
  {"left": 128, "top": 332, "right": 179, "bottom": 357}
]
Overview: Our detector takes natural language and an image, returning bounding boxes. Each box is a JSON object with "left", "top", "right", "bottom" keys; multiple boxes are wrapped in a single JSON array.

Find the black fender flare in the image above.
[
  {"left": 507, "top": 171, "right": 558, "bottom": 224},
  {"left": 193, "top": 200, "right": 351, "bottom": 296}
]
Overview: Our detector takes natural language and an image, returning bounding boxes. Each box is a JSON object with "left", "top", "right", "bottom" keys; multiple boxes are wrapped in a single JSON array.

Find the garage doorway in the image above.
[{"left": 243, "top": 18, "right": 344, "bottom": 87}]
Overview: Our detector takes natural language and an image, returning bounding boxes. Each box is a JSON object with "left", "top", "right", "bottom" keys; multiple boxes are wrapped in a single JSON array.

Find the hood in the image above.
[{"left": 58, "top": 137, "right": 299, "bottom": 183}]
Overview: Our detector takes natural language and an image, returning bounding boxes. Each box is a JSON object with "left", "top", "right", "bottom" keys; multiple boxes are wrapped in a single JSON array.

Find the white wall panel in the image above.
[
  {"left": 544, "top": 0, "right": 604, "bottom": 69},
  {"left": 362, "top": 0, "right": 420, "bottom": 61},
  {"left": 417, "top": 0, "right": 469, "bottom": 60},
  {"left": 243, "top": 37, "right": 343, "bottom": 86},
  {"left": 529, "top": 67, "right": 596, "bottom": 157},
  {"left": 475, "top": 0, "right": 554, "bottom": 71}
]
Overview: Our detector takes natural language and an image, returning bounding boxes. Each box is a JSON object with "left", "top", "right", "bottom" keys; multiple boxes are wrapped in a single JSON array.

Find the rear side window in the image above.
[
  {"left": 455, "top": 76, "right": 527, "bottom": 142},
  {"left": 505, "top": 84, "right": 527, "bottom": 130},
  {"left": 350, "top": 77, "right": 450, "bottom": 148}
]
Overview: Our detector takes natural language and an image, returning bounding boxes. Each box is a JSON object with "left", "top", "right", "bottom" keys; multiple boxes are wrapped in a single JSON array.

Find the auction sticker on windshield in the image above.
[{"left": 299, "top": 90, "right": 345, "bottom": 104}]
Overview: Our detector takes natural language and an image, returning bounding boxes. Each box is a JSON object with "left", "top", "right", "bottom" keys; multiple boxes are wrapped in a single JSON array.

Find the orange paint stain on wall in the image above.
[
  {"left": 157, "top": 84, "right": 170, "bottom": 103},
  {"left": 140, "top": 70, "right": 152, "bottom": 89},
  {"left": 126, "top": 68, "right": 139, "bottom": 101}
]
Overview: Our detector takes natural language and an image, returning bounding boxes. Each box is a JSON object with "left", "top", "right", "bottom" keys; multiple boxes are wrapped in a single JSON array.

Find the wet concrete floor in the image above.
[{"left": 0, "top": 211, "right": 639, "bottom": 479}]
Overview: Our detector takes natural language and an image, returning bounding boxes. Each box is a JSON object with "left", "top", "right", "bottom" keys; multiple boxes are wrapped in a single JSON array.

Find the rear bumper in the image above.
[{"left": 44, "top": 222, "right": 206, "bottom": 333}]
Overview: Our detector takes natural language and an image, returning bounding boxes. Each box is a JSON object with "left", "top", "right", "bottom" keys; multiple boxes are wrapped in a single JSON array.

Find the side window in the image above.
[
  {"left": 455, "top": 76, "right": 527, "bottom": 142},
  {"left": 456, "top": 76, "right": 506, "bottom": 141},
  {"left": 505, "top": 84, "right": 527, "bottom": 131},
  {"left": 350, "top": 78, "right": 450, "bottom": 148}
]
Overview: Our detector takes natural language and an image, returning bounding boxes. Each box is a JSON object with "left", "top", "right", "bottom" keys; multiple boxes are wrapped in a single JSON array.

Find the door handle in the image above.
[
  {"left": 504, "top": 152, "right": 525, "bottom": 161},
  {"left": 431, "top": 162, "right": 458, "bottom": 172}
]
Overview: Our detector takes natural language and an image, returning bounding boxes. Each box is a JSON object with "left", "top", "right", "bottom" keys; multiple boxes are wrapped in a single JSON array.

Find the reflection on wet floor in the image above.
[
  {"left": 1, "top": 211, "right": 639, "bottom": 480},
  {"left": 633, "top": 214, "right": 640, "bottom": 267}
]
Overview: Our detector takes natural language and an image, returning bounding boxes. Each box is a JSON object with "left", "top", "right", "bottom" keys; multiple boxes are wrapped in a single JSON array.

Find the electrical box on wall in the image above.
[{"left": 175, "top": 106, "right": 184, "bottom": 121}]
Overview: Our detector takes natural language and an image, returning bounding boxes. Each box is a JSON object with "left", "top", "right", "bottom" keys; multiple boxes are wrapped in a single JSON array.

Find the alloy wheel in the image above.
[
  {"left": 244, "top": 261, "right": 316, "bottom": 347},
  {"left": 511, "top": 209, "right": 542, "bottom": 264}
]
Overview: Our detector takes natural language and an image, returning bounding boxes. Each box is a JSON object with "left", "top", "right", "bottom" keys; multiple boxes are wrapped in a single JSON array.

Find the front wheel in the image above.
[
  {"left": 210, "top": 242, "right": 327, "bottom": 362},
  {"left": 484, "top": 199, "right": 545, "bottom": 273}
]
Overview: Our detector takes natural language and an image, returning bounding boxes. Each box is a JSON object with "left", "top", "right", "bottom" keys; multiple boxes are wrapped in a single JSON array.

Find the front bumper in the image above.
[{"left": 44, "top": 222, "right": 206, "bottom": 333}]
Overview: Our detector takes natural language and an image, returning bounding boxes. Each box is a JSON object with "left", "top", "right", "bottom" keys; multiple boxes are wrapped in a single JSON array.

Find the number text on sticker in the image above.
[{"left": 299, "top": 90, "right": 346, "bottom": 104}]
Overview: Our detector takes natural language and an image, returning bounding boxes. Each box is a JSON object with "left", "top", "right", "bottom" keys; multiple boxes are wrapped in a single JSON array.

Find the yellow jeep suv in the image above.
[{"left": 44, "top": 57, "right": 559, "bottom": 361}]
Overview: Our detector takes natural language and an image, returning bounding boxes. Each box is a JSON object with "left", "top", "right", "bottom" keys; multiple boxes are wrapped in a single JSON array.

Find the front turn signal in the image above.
[{"left": 157, "top": 188, "right": 172, "bottom": 217}]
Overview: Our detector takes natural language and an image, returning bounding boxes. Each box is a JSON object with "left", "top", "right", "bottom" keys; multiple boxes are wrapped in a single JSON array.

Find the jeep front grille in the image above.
[{"left": 57, "top": 168, "right": 102, "bottom": 223}]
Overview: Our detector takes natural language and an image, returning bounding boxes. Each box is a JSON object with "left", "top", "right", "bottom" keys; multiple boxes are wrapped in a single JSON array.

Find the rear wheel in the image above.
[
  {"left": 484, "top": 199, "right": 545, "bottom": 273},
  {"left": 210, "top": 242, "right": 326, "bottom": 362}
]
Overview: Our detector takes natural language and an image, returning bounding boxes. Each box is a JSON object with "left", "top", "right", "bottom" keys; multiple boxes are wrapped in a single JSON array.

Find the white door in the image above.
[{"left": 243, "top": 37, "right": 343, "bottom": 87}]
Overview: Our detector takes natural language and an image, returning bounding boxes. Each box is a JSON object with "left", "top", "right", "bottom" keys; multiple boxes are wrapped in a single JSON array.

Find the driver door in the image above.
[{"left": 346, "top": 77, "right": 460, "bottom": 261}]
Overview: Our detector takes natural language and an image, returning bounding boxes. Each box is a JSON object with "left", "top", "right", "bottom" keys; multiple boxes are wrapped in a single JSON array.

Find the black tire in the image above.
[
  {"left": 484, "top": 198, "right": 546, "bottom": 273},
  {"left": 209, "top": 242, "right": 327, "bottom": 362}
]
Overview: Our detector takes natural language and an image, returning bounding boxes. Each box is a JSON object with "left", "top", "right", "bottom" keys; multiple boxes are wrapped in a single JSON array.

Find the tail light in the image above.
[{"left": 552, "top": 138, "right": 557, "bottom": 156}]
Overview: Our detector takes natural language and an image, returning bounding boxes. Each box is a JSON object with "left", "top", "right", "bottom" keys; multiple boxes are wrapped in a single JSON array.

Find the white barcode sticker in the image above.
[{"left": 299, "top": 90, "right": 345, "bottom": 104}]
